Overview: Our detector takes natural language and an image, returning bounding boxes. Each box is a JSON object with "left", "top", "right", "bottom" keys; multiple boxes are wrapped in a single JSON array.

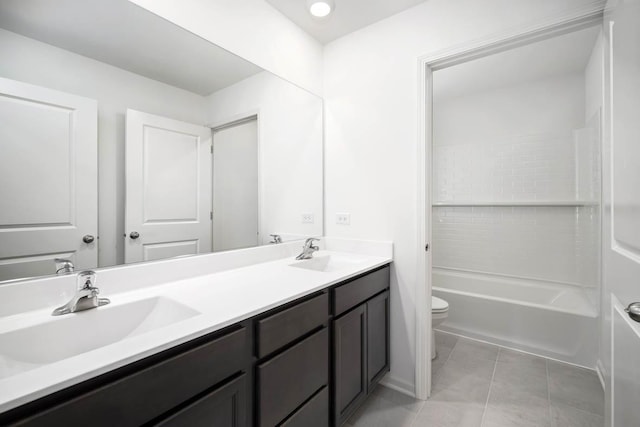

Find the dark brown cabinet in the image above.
[
  {"left": 2, "top": 325, "right": 250, "bottom": 427},
  {"left": 257, "top": 328, "right": 329, "bottom": 427},
  {"left": 156, "top": 374, "right": 248, "bottom": 427},
  {"left": 333, "top": 304, "right": 367, "bottom": 425},
  {"left": 281, "top": 386, "right": 329, "bottom": 427},
  {"left": 256, "top": 292, "right": 328, "bottom": 359},
  {"left": 367, "top": 290, "right": 390, "bottom": 388},
  {"left": 332, "top": 266, "right": 390, "bottom": 426}
]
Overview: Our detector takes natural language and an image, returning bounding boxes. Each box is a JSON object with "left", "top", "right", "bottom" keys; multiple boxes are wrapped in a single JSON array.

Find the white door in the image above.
[
  {"left": 125, "top": 109, "right": 211, "bottom": 263},
  {"left": 212, "top": 118, "right": 259, "bottom": 252},
  {"left": 0, "top": 77, "right": 97, "bottom": 280},
  {"left": 604, "top": 0, "right": 640, "bottom": 425}
]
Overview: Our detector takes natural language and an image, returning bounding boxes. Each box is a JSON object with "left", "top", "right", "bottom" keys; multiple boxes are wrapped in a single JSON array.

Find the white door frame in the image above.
[{"left": 414, "top": 4, "right": 605, "bottom": 400}]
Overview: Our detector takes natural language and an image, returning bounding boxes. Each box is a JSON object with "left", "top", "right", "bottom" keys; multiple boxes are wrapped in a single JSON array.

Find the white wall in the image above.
[
  {"left": 128, "top": 0, "right": 324, "bottom": 97},
  {"left": 585, "top": 31, "right": 605, "bottom": 123},
  {"left": 206, "top": 72, "right": 323, "bottom": 242},
  {"left": 323, "top": 0, "right": 605, "bottom": 394},
  {"left": 0, "top": 28, "right": 207, "bottom": 268}
]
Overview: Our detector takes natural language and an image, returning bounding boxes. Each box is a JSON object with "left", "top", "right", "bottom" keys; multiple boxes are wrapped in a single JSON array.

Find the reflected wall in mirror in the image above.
[{"left": 0, "top": 0, "right": 323, "bottom": 283}]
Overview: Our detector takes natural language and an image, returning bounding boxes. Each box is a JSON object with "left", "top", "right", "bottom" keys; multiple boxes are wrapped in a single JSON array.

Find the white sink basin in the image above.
[
  {"left": 289, "top": 254, "right": 367, "bottom": 273},
  {"left": 0, "top": 296, "right": 199, "bottom": 378}
]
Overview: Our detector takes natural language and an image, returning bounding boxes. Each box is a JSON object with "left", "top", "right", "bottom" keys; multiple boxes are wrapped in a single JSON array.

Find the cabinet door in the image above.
[
  {"left": 333, "top": 304, "right": 366, "bottom": 426},
  {"left": 367, "top": 290, "right": 390, "bottom": 390},
  {"left": 155, "top": 374, "right": 247, "bottom": 427}
]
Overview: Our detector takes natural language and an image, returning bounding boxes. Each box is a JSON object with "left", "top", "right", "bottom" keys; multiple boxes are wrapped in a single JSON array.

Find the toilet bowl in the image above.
[{"left": 431, "top": 296, "right": 449, "bottom": 360}]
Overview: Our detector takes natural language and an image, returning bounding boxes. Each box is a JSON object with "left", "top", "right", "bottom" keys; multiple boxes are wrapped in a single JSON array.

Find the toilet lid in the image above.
[{"left": 432, "top": 296, "right": 448, "bottom": 312}]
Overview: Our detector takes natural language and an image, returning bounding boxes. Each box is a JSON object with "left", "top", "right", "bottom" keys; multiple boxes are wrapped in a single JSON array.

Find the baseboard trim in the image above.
[
  {"left": 378, "top": 374, "right": 416, "bottom": 398},
  {"left": 596, "top": 359, "right": 606, "bottom": 391}
]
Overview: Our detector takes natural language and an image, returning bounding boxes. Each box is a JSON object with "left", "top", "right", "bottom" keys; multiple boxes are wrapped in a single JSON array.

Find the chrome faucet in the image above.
[
  {"left": 52, "top": 271, "right": 110, "bottom": 316},
  {"left": 54, "top": 258, "right": 75, "bottom": 275},
  {"left": 296, "top": 238, "right": 320, "bottom": 260},
  {"left": 269, "top": 234, "right": 283, "bottom": 244}
]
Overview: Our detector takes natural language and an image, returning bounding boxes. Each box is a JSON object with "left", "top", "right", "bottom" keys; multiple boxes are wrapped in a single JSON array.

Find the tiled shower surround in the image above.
[
  {"left": 433, "top": 129, "right": 599, "bottom": 203},
  {"left": 432, "top": 205, "right": 599, "bottom": 287},
  {"left": 433, "top": 132, "right": 579, "bottom": 202},
  {"left": 432, "top": 124, "right": 600, "bottom": 290}
]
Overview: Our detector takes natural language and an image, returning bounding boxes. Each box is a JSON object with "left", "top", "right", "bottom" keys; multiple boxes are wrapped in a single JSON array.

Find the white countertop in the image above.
[{"left": 0, "top": 247, "right": 392, "bottom": 413}]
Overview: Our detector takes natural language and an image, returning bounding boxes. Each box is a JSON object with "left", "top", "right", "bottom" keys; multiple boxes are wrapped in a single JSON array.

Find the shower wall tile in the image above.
[
  {"left": 434, "top": 132, "right": 580, "bottom": 202},
  {"left": 432, "top": 206, "right": 599, "bottom": 287}
]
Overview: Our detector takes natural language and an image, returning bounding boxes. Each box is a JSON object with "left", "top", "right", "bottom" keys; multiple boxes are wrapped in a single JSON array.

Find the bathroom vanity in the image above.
[{"left": 0, "top": 243, "right": 391, "bottom": 427}]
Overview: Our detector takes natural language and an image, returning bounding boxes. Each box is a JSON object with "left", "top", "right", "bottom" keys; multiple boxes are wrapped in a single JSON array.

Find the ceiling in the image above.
[
  {"left": 434, "top": 25, "right": 601, "bottom": 101},
  {"left": 0, "top": 0, "right": 263, "bottom": 96},
  {"left": 265, "top": 0, "right": 428, "bottom": 44}
]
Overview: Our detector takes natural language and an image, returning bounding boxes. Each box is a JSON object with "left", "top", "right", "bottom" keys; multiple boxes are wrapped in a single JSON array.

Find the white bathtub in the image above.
[{"left": 432, "top": 268, "right": 598, "bottom": 367}]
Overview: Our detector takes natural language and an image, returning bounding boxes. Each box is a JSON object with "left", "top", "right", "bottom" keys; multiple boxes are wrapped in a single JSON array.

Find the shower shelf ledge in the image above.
[{"left": 432, "top": 200, "right": 599, "bottom": 207}]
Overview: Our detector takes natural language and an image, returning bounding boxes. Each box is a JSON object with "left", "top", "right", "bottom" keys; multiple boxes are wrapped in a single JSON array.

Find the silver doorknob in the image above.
[
  {"left": 82, "top": 235, "right": 95, "bottom": 244},
  {"left": 625, "top": 302, "right": 640, "bottom": 323},
  {"left": 129, "top": 231, "right": 140, "bottom": 240}
]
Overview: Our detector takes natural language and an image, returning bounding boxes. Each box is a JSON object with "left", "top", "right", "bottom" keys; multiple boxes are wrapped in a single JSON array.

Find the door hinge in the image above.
[
  {"left": 210, "top": 211, "right": 213, "bottom": 220},
  {"left": 210, "top": 145, "right": 213, "bottom": 154},
  {"left": 425, "top": 244, "right": 430, "bottom": 252}
]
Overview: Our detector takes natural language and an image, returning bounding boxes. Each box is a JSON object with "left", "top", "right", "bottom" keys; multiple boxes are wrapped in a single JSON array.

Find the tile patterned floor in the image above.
[{"left": 346, "top": 332, "right": 604, "bottom": 427}]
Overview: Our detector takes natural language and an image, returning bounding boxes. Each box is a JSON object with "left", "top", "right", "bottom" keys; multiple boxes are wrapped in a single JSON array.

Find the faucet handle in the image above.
[
  {"left": 270, "top": 234, "right": 283, "bottom": 244},
  {"left": 304, "top": 237, "right": 320, "bottom": 246},
  {"left": 55, "top": 258, "right": 75, "bottom": 275},
  {"left": 77, "top": 270, "right": 97, "bottom": 290}
]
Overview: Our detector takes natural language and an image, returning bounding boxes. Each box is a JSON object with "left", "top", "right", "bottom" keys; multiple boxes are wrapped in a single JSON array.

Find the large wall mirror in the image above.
[{"left": 0, "top": 0, "right": 323, "bottom": 283}]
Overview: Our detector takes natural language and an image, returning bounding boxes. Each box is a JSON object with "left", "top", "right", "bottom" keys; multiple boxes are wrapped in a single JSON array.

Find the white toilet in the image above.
[{"left": 431, "top": 296, "right": 449, "bottom": 359}]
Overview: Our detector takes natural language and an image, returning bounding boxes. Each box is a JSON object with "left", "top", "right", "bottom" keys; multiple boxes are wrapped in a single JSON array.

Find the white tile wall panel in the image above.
[
  {"left": 434, "top": 132, "right": 580, "bottom": 202},
  {"left": 432, "top": 73, "right": 601, "bottom": 290},
  {"left": 432, "top": 206, "right": 599, "bottom": 287}
]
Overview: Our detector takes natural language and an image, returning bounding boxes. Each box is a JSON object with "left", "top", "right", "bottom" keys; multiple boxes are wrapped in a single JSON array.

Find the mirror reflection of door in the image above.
[
  {"left": 0, "top": 78, "right": 98, "bottom": 281},
  {"left": 125, "top": 109, "right": 212, "bottom": 264},
  {"left": 212, "top": 117, "right": 259, "bottom": 252}
]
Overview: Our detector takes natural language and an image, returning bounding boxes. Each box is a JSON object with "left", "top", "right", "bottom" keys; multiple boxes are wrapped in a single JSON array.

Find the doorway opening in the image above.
[
  {"left": 211, "top": 116, "right": 260, "bottom": 252},
  {"left": 415, "top": 10, "right": 605, "bottom": 400}
]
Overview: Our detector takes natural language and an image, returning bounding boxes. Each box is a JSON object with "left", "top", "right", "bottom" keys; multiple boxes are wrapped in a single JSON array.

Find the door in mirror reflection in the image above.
[
  {"left": 212, "top": 118, "right": 259, "bottom": 252},
  {"left": 125, "top": 109, "right": 212, "bottom": 264},
  {"left": 0, "top": 78, "right": 97, "bottom": 280}
]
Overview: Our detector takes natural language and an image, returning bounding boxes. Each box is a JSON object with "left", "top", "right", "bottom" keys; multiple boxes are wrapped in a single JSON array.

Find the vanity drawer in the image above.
[
  {"left": 258, "top": 327, "right": 329, "bottom": 427},
  {"left": 281, "top": 386, "right": 329, "bottom": 427},
  {"left": 155, "top": 374, "right": 247, "bottom": 427},
  {"left": 11, "top": 326, "right": 248, "bottom": 427},
  {"left": 333, "top": 265, "right": 390, "bottom": 316},
  {"left": 257, "top": 292, "right": 328, "bottom": 358}
]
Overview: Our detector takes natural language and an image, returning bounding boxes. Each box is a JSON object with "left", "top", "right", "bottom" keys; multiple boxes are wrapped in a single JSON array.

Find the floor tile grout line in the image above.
[
  {"left": 440, "top": 335, "right": 458, "bottom": 367},
  {"left": 546, "top": 359, "right": 553, "bottom": 425},
  {"left": 443, "top": 335, "right": 459, "bottom": 364},
  {"left": 408, "top": 391, "right": 427, "bottom": 427},
  {"left": 407, "top": 402, "right": 424, "bottom": 427},
  {"left": 478, "top": 347, "right": 501, "bottom": 427},
  {"left": 431, "top": 334, "right": 459, "bottom": 389},
  {"left": 411, "top": 335, "right": 459, "bottom": 427}
]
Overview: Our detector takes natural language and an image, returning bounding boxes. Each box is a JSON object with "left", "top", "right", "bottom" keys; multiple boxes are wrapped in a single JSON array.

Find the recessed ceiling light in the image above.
[{"left": 308, "top": 0, "right": 334, "bottom": 18}]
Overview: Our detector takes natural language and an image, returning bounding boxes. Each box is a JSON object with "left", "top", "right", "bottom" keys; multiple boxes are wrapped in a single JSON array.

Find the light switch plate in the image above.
[
  {"left": 301, "top": 213, "right": 314, "bottom": 224},
  {"left": 336, "top": 213, "right": 351, "bottom": 225}
]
